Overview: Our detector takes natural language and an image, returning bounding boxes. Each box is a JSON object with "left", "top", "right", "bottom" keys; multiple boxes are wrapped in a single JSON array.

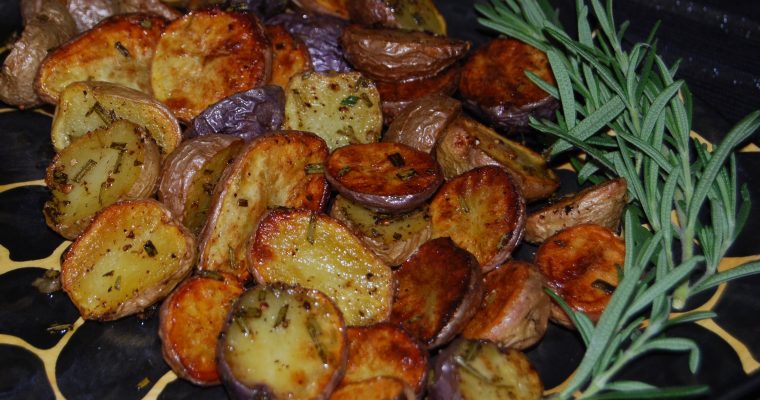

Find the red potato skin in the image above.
[{"left": 382, "top": 94, "right": 461, "bottom": 154}]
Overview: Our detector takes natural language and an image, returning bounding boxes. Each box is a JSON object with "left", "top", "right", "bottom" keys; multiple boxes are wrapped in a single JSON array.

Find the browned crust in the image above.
[
  {"left": 293, "top": 0, "right": 350, "bottom": 19},
  {"left": 265, "top": 24, "right": 312, "bottom": 88},
  {"left": 375, "top": 65, "right": 460, "bottom": 103}
]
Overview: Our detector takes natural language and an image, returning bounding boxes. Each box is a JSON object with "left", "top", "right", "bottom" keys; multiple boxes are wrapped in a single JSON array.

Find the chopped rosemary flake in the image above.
[
  {"left": 144, "top": 240, "right": 157, "bottom": 257},
  {"left": 238, "top": 199, "right": 249, "bottom": 207},
  {"left": 114, "top": 275, "right": 122, "bottom": 291},
  {"left": 591, "top": 279, "right": 617, "bottom": 295},
  {"left": 115, "top": 41, "right": 130, "bottom": 57},
  {"left": 337, "top": 166, "right": 351, "bottom": 177},
  {"left": 462, "top": 341, "right": 481, "bottom": 362},
  {"left": 52, "top": 170, "right": 68, "bottom": 185},
  {"left": 273, "top": 304, "right": 289, "bottom": 328},
  {"left": 102, "top": 270, "right": 114, "bottom": 277},
  {"left": 228, "top": 246, "right": 238, "bottom": 270},
  {"left": 234, "top": 315, "right": 251, "bottom": 336},
  {"left": 454, "top": 355, "right": 515, "bottom": 389},
  {"left": 458, "top": 195, "right": 470, "bottom": 214},
  {"left": 139, "top": 19, "right": 152, "bottom": 29},
  {"left": 198, "top": 270, "right": 225, "bottom": 281},
  {"left": 306, "top": 317, "right": 328, "bottom": 364},
  {"left": 340, "top": 95, "right": 360, "bottom": 106},
  {"left": 360, "top": 93, "right": 374, "bottom": 107},
  {"left": 112, "top": 149, "right": 125, "bottom": 175},
  {"left": 109, "top": 142, "right": 127, "bottom": 150},
  {"left": 396, "top": 169, "right": 418, "bottom": 181},
  {"left": 305, "top": 163, "right": 324, "bottom": 174},
  {"left": 46, "top": 323, "right": 73, "bottom": 335},
  {"left": 258, "top": 290, "right": 267, "bottom": 302},
  {"left": 136, "top": 377, "right": 150, "bottom": 390},
  {"left": 387, "top": 152, "right": 405, "bottom": 167},
  {"left": 72, "top": 159, "right": 97, "bottom": 183},
  {"left": 86, "top": 101, "right": 115, "bottom": 124},
  {"left": 306, "top": 212, "right": 318, "bottom": 244}
]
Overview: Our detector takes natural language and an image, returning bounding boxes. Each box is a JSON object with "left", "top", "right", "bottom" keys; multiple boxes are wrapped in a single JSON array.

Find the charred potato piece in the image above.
[
  {"left": 340, "top": 323, "right": 427, "bottom": 394},
  {"left": 376, "top": 65, "right": 461, "bottom": 103},
  {"left": 61, "top": 200, "right": 196, "bottom": 320},
  {"left": 535, "top": 224, "right": 625, "bottom": 327},
  {"left": 267, "top": 11, "right": 351, "bottom": 73},
  {"left": 0, "top": 0, "right": 76, "bottom": 108},
  {"left": 326, "top": 143, "right": 442, "bottom": 213},
  {"left": 435, "top": 116, "right": 559, "bottom": 202},
  {"left": 265, "top": 24, "right": 312, "bottom": 88},
  {"left": 340, "top": 25, "right": 469, "bottom": 81},
  {"left": 250, "top": 209, "right": 394, "bottom": 326},
  {"left": 383, "top": 94, "right": 461, "bottom": 153},
  {"left": 429, "top": 339, "right": 543, "bottom": 400},
  {"left": 331, "top": 377, "right": 415, "bottom": 400},
  {"left": 329, "top": 195, "right": 431, "bottom": 266},
  {"left": 218, "top": 284, "right": 348, "bottom": 400},
  {"left": 462, "top": 261, "right": 550, "bottom": 350},
  {"left": 284, "top": 71, "right": 382, "bottom": 151},
  {"left": 525, "top": 178, "right": 628, "bottom": 244},
  {"left": 44, "top": 120, "right": 161, "bottom": 239},
  {"left": 347, "top": 0, "right": 447, "bottom": 35},
  {"left": 51, "top": 81, "right": 182, "bottom": 156},
  {"left": 390, "top": 237, "right": 483, "bottom": 349},
  {"left": 151, "top": 10, "right": 271, "bottom": 122},
  {"left": 67, "top": 0, "right": 180, "bottom": 32},
  {"left": 430, "top": 166, "right": 525, "bottom": 271},
  {"left": 159, "top": 272, "right": 244, "bottom": 385},
  {"left": 293, "top": 0, "right": 349, "bottom": 19},
  {"left": 158, "top": 135, "right": 244, "bottom": 235},
  {"left": 198, "top": 131, "right": 329, "bottom": 282},
  {"left": 459, "top": 38, "right": 558, "bottom": 132},
  {"left": 35, "top": 14, "right": 167, "bottom": 104}
]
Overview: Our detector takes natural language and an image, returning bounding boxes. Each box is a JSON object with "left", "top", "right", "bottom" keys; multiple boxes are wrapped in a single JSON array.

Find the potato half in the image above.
[
  {"left": 382, "top": 94, "right": 461, "bottom": 154},
  {"left": 347, "top": 0, "right": 447, "bottom": 35},
  {"left": 331, "top": 377, "right": 415, "bottom": 400}
]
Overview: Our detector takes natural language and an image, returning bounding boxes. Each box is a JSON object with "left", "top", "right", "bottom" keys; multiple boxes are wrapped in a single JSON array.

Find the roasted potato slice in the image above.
[
  {"left": 341, "top": 25, "right": 469, "bottom": 81},
  {"left": 340, "top": 323, "right": 427, "bottom": 394},
  {"left": 250, "top": 209, "right": 394, "bottom": 326},
  {"left": 375, "top": 66, "right": 460, "bottom": 104},
  {"left": 293, "top": 0, "right": 349, "bottom": 19},
  {"left": 430, "top": 166, "right": 525, "bottom": 271},
  {"left": 35, "top": 14, "right": 167, "bottom": 104},
  {"left": 158, "top": 135, "right": 244, "bottom": 235},
  {"left": 462, "top": 261, "right": 550, "bottom": 350},
  {"left": 159, "top": 272, "right": 244, "bottom": 385},
  {"left": 331, "top": 377, "right": 415, "bottom": 400},
  {"left": 51, "top": 81, "right": 182, "bottom": 156},
  {"left": 535, "top": 224, "right": 625, "bottom": 327},
  {"left": 267, "top": 11, "right": 351, "bottom": 73},
  {"left": 67, "top": 0, "right": 180, "bottom": 32},
  {"left": 44, "top": 120, "right": 161, "bottom": 239},
  {"left": 61, "top": 200, "right": 196, "bottom": 321},
  {"left": 284, "top": 71, "right": 382, "bottom": 151},
  {"left": 265, "top": 24, "right": 312, "bottom": 88},
  {"left": 390, "top": 237, "right": 483, "bottom": 349},
  {"left": 459, "top": 38, "right": 558, "bottom": 132},
  {"left": 329, "top": 195, "right": 431, "bottom": 266},
  {"left": 198, "top": 131, "right": 329, "bottom": 282},
  {"left": 429, "top": 339, "right": 543, "bottom": 400},
  {"left": 525, "top": 178, "right": 628, "bottom": 244},
  {"left": 347, "top": 0, "right": 447, "bottom": 35},
  {"left": 151, "top": 10, "right": 271, "bottom": 122},
  {"left": 435, "top": 116, "right": 559, "bottom": 202},
  {"left": 326, "top": 143, "right": 443, "bottom": 213},
  {"left": 218, "top": 284, "right": 348, "bottom": 400},
  {"left": 382, "top": 94, "right": 461, "bottom": 153}
]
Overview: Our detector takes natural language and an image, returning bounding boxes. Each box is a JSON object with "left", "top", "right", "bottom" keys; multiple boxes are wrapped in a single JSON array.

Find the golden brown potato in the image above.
[
  {"left": 151, "top": 10, "right": 271, "bottom": 121},
  {"left": 462, "top": 261, "right": 550, "bottom": 350},
  {"left": 347, "top": 0, "right": 447, "bottom": 35},
  {"left": 534, "top": 224, "right": 625, "bottom": 327},
  {"left": 525, "top": 178, "right": 628, "bottom": 244},
  {"left": 35, "top": 13, "right": 167, "bottom": 104},
  {"left": 459, "top": 38, "right": 558, "bottom": 132},
  {"left": 382, "top": 94, "right": 461, "bottom": 153},
  {"left": 430, "top": 166, "right": 525, "bottom": 272},
  {"left": 435, "top": 116, "right": 559, "bottom": 202},
  {"left": 265, "top": 24, "right": 312, "bottom": 88},
  {"left": 293, "top": 0, "right": 349, "bottom": 19},
  {"left": 331, "top": 377, "right": 415, "bottom": 400},
  {"left": 340, "top": 25, "right": 469, "bottom": 81}
]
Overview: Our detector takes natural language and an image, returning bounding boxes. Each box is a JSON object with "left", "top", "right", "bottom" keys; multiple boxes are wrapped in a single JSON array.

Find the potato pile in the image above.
[{"left": 5, "top": 0, "right": 632, "bottom": 398}]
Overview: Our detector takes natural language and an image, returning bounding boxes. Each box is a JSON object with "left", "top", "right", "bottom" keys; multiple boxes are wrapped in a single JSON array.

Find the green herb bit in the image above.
[
  {"left": 109, "top": 142, "right": 127, "bottom": 150},
  {"left": 454, "top": 355, "right": 515, "bottom": 389},
  {"left": 198, "top": 270, "right": 225, "bottom": 281},
  {"left": 139, "top": 19, "right": 152, "bottom": 29},
  {"left": 52, "top": 170, "right": 68, "bottom": 185},
  {"left": 458, "top": 195, "right": 470, "bottom": 214},
  {"left": 46, "top": 323, "right": 73, "bottom": 335},
  {"left": 306, "top": 212, "right": 318, "bottom": 244},
  {"left": 144, "top": 240, "right": 158, "bottom": 257},
  {"left": 228, "top": 246, "right": 238, "bottom": 270},
  {"left": 114, "top": 275, "right": 122, "bottom": 291},
  {"left": 136, "top": 377, "right": 150, "bottom": 390},
  {"left": 337, "top": 166, "right": 351, "bottom": 177},
  {"left": 112, "top": 149, "right": 126, "bottom": 175},
  {"left": 396, "top": 169, "right": 418, "bottom": 181},
  {"left": 387, "top": 152, "right": 405, "bottom": 167},
  {"left": 305, "top": 163, "right": 324, "bottom": 174},
  {"left": 591, "top": 279, "right": 617, "bottom": 295},
  {"left": 114, "top": 41, "right": 130, "bottom": 57},
  {"left": 72, "top": 159, "right": 97, "bottom": 183},
  {"left": 340, "top": 95, "right": 360, "bottom": 106},
  {"left": 273, "top": 304, "right": 289, "bottom": 328},
  {"left": 86, "top": 101, "right": 115, "bottom": 124},
  {"left": 360, "top": 93, "right": 374, "bottom": 107},
  {"left": 462, "top": 341, "right": 481, "bottom": 362},
  {"left": 306, "top": 317, "right": 328, "bottom": 364},
  {"left": 234, "top": 315, "right": 251, "bottom": 336}
]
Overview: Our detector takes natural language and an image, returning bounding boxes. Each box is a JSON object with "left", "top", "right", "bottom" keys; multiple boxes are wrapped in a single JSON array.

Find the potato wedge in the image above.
[
  {"left": 198, "top": 131, "right": 329, "bottom": 282},
  {"left": 340, "top": 323, "right": 427, "bottom": 394},
  {"left": 390, "top": 237, "right": 483, "bottom": 349},
  {"left": 525, "top": 178, "right": 628, "bottom": 244},
  {"left": 35, "top": 14, "right": 167, "bottom": 104},
  {"left": 159, "top": 272, "right": 244, "bottom": 385},
  {"left": 250, "top": 209, "right": 394, "bottom": 326},
  {"left": 429, "top": 339, "right": 543, "bottom": 400},
  {"left": 534, "top": 224, "right": 625, "bottom": 327},
  {"left": 325, "top": 143, "right": 443, "bottom": 213},
  {"left": 331, "top": 377, "right": 415, "bottom": 400},
  {"left": 459, "top": 38, "right": 557, "bottom": 132},
  {"left": 218, "top": 284, "right": 348, "bottom": 400},
  {"left": 284, "top": 71, "right": 382, "bottom": 151},
  {"left": 462, "top": 261, "right": 550, "bottom": 350},
  {"left": 50, "top": 81, "right": 182, "bottom": 156},
  {"left": 382, "top": 94, "right": 461, "bottom": 153},
  {"left": 61, "top": 199, "right": 196, "bottom": 321},
  {"left": 430, "top": 166, "right": 525, "bottom": 271},
  {"left": 293, "top": 0, "right": 349, "bottom": 19},
  {"left": 158, "top": 135, "right": 244, "bottom": 236},
  {"left": 435, "top": 116, "right": 559, "bottom": 202},
  {"left": 265, "top": 24, "right": 312, "bottom": 88},
  {"left": 151, "top": 10, "right": 271, "bottom": 121},
  {"left": 44, "top": 120, "right": 161, "bottom": 239},
  {"left": 329, "top": 195, "right": 431, "bottom": 266},
  {"left": 347, "top": 0, "right": 447, "bottom": 35},
  {"left": 340, "top": 25, "right": 469, "bottom": 81}
]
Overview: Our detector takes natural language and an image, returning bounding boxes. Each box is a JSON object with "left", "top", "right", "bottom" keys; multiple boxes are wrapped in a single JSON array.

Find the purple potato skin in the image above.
[
  {"left": 267, "top": 11, "right": 352, "bottom": 72},
  {"left": 428, "top": 338, "right": 466, "bottom": 400},
  {"left": 185, "top": 85, "right": 284, "bottom": 141}
]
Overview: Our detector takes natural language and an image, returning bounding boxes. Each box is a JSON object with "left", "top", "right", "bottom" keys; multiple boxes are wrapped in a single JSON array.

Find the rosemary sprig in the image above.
[{"left": 477, "top": 0, "right": 760, "bottom": 398}]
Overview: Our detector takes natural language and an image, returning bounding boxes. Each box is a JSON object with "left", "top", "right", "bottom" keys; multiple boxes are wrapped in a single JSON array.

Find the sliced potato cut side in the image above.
[
  {"left": 51, "top": 81, "right": 182, "bottom": 156},
  {"left": 284, "top": 71, "right": 382, "bottom": 151},
  {"left": 44, "top": 120, "right": 161, "bottom": 239},
  {"left": 218, "top": 284, "right": 347, "bottom": 399},
  {"left": 265, "top": 24, "right": 312, "bottom": 88},
  {"left": 250, "top": 209, "right": 394, "bottom": 326},
  {"left": 331, "top": 377, "right": 415, "bottom": 400},
  {"left": 61, "top": 200, "right": 196, "bottom": 320}
]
